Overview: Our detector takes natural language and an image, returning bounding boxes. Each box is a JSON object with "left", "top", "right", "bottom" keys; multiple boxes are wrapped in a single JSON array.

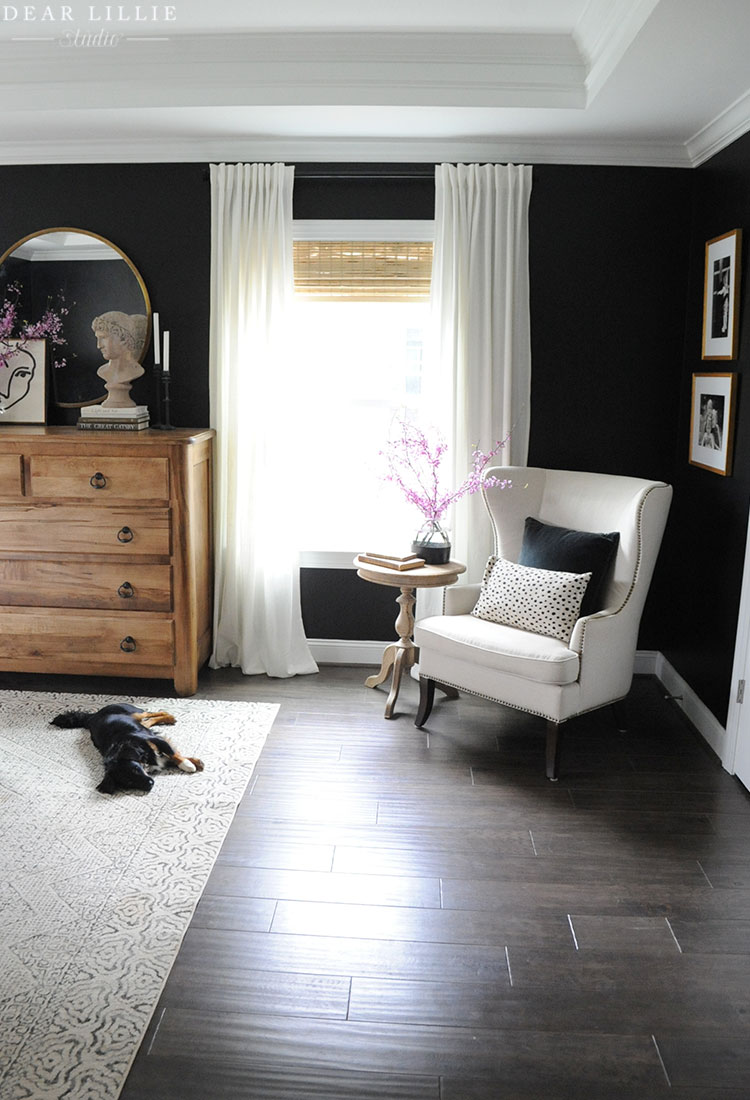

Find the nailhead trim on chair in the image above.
[
  {"left": 424, "top": 676, "right": 631, "bottom": 726},
  {"left": 425, "top": 674, "right": 561, "bottom": 723},
  {"left": 577, "top": 484, "right": 653, "bottom": 653}
]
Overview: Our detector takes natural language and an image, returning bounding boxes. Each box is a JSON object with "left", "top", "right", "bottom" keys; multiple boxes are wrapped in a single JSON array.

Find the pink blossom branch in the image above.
[
  {"left": 0, "top": 285, "right": 70, "bottom": 369},
  {"left": 381, "top": 417, "right": 511, "bottom": 523}
]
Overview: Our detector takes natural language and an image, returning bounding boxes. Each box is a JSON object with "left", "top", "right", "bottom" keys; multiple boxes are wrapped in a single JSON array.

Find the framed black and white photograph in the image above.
[
  {"left": 702, "top": 229, "right": 743, "bottom": 359},
  {"left": 0, "top": 338, "right": 47, "bottom": 424},
  {"left": 689, "top": 372, "right": 738, "bottom": 476}
]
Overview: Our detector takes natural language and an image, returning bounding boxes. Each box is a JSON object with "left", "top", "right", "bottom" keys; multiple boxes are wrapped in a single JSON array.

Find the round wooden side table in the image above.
[{"left": 354, "top": 556, "right": 466, "bottom": 719}]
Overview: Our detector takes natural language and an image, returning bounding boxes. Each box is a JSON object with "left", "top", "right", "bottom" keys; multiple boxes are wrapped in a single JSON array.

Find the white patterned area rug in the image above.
[{"left": 0, "top": 689, "right": 278, "bottom": 1100}]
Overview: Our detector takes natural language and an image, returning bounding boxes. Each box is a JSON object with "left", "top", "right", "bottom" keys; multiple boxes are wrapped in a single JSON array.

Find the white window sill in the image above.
[{"left": 300, "top": 550, "right": 361, "bottom": 569}]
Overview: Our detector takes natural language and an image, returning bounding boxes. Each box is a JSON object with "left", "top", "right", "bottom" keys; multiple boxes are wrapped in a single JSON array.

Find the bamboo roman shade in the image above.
[{"left": 293, "top": 241, "right": 433, "bottom": 301}]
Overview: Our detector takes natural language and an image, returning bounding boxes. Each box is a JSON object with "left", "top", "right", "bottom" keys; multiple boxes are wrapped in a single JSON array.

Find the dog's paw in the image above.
[
  {"left": 177, "top": 758, "right": 197, "bottom": 773},
  {"left": 189, "top": 757, "right": 205, "bottom": 772}
]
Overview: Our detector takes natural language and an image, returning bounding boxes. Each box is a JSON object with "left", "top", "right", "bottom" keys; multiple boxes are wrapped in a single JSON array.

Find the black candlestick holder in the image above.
[{"left": 155, "top": 369, "right": 174, "bottom": 430}]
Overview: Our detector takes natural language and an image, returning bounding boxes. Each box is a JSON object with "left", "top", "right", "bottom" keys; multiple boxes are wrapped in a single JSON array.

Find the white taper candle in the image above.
[
  {"left": 163, "top": 330, "right": 170, "bottom": 373},
  {"left": 152, "top": 312, "right": 160, "bottom": 365}
]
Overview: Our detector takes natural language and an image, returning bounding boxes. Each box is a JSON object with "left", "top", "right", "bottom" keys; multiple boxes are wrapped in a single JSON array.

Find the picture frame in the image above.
[
  {"left": 689, "top": 372, "right": 738, "bottom": 476},
  {"left": 0, "top": 338, "right": 47, "bottom": 424},
  {"left": 702, "top": 229, "right": 743, "bottom": 359}
]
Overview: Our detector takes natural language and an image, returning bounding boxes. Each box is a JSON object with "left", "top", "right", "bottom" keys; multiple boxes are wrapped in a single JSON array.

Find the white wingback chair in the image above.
[{"left": 413, "top": 467, "right": 672, "bottom": 779}]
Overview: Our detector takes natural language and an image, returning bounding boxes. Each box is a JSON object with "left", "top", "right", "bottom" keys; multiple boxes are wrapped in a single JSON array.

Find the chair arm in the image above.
[
  {"left": 444, "top": 583, "right": 482, "bottom": 615},
  {"left": 568, "top": 606, "right": 617, "bottom": 651},
  {"left": 573, "top": 607, "right": 641, "bottom": 711}
]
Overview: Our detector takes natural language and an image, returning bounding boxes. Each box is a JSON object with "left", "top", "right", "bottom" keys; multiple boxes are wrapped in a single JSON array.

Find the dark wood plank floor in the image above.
[{"left": 8, "top": 665, "right": 750, "bottom": 1098}]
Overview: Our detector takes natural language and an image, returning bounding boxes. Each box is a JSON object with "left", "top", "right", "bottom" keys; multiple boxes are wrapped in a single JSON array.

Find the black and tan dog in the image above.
[{"left": 51, "top": 702, "right": 204, "bottom": 794}]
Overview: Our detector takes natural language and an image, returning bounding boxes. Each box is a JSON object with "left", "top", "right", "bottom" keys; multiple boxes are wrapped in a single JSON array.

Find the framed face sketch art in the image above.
[
  {"left": 689, "top": 372, "right": 738, "bottom": 476},
  {"left": 0, "top": 338, "right": 46, "bottom": 424},
  {"left": 702, "top": 229, "right": 742, "bottom": 360}
]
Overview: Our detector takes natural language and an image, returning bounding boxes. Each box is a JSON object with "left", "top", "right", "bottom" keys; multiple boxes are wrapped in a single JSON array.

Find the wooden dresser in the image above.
[{"left": 0, "top": 427, "right": 214, "bottom": 696}]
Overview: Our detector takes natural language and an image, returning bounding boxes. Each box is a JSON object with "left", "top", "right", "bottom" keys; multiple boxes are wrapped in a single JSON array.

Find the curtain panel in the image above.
[
  {"left": 430, "top": 162, "right": 533, "bottom": 585},
  {"left": 209, "top": 162, "right": 318, "bottom": 678}
]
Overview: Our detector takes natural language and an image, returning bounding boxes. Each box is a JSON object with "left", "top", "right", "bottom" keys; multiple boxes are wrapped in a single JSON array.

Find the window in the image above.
[{"left": 290, "top": 221, "right": 434, "bottom": 558}]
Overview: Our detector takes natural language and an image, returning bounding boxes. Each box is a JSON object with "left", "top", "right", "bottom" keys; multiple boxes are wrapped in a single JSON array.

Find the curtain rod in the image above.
[
  {"left": 202, "top": 167, "right": 435, "bottom": 181},
  {"left": 294, "top": 170, "right": 435, "bottom": 180}
]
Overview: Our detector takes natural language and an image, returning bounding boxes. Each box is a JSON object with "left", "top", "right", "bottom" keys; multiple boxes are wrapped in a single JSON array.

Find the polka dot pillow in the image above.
[{"left": 471, "top": 556, "right": 592, "bottom": 643}]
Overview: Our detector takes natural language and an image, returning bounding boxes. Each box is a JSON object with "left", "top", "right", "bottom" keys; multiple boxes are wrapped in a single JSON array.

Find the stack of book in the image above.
[
  {"left": 77, "top": 405, "right": 150, "bottom": 431},
  {"left": 357, "top": 550, "right": 425, "bottom": 571}
]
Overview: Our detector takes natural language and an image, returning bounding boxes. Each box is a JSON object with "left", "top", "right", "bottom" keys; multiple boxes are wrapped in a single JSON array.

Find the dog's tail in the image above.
[{"left": 50, "top": 710, "right": 95, "bottom": 729}]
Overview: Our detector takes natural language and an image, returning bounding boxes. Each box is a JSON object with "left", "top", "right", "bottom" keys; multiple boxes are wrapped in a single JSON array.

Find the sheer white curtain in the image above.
[
  {"left": 429, "top": 162, "right": 533, "bottom": 585},
  {"left": 209, "top": 162, "right": 318, "bottom": 678}
]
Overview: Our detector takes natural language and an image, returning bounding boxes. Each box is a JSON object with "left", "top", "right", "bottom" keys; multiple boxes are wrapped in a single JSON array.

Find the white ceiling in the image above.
[{"left": 1, "top": 0, "right": 749, "bottom": 166}]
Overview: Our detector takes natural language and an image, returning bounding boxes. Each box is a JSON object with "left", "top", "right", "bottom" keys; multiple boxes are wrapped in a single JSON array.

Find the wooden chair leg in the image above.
[
  {"left": 546, "top": 720, "right": 562, "bottom": 781},
  {"left": 437, "top": 683, "right": 459, "bottom": 700},
  {"left": 415, "top": 677, "right": 436, "bottom": 728}
]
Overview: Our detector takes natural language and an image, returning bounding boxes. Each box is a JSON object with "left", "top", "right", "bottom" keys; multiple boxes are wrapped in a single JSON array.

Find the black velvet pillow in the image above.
[{"left": 518, "top": 516, "right": 620, "bottom": 617}]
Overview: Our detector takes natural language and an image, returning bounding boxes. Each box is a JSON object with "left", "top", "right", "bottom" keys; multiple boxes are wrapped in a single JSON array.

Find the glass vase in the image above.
[{"left": 411, "top": 519, "right": 451, "bottom": 564}]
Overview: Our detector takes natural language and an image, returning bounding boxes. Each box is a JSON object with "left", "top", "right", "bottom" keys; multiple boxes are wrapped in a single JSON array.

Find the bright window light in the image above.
[{"left": 288, "top": 297, "right": 432, "bottom": 553}]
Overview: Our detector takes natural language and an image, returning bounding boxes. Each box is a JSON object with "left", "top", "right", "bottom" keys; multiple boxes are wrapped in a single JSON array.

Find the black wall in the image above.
[
  {"left": 528, "top": 165, "right": 692, "bottom": 481},
  {"left": 660, "top": 130, "right": 750, "bottom": 724},
  {"left": 0, "top": 153, "right": 745, "bottom": 706}
]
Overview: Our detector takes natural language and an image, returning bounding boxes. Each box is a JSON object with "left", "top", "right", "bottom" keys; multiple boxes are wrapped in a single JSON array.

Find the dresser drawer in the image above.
[
  {"left": 0, "top": 455, "right": 24, "bottom": 497},
  {"left": 0, "top": 609, "right": 174, "bottom": 667},
  {"left": 28, "top": 455, "right": 170, "bottom": 500},
  {"left": 0, "top": 506, "right": 171, "bottom": 556},
  {"left": 0, "top": 561, "right": 171, "bottom": 611}
]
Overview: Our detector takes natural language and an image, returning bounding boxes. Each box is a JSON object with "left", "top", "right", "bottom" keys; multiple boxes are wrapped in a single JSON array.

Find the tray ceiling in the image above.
[{"left": 0, "top": 0, "right": 748, "bottom": 166}]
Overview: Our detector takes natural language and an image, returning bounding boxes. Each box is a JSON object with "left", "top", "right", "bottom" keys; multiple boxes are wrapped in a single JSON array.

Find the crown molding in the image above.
[
  {"left": 574, "top": 0, "right": 661, "bottom": 103},
  {"left": 0, "top": 30, "right": 587, "bottom": 110},
  {"left": 687, "top": 87, "right": 750, "bottom": 167},
  {"left": 0, "top": 134, "right": 694, "bottom": 168}
]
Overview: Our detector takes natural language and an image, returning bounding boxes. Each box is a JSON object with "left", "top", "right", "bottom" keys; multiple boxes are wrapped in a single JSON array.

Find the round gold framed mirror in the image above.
[{"left": 0, "top": 227, "right": 151, "bottom": 408}]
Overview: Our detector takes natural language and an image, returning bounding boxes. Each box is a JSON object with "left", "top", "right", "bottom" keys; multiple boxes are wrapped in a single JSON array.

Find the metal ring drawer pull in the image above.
[
  {"left": 116, "top": 526, "right": 134, "bottom": 543},
  {"left": 117, "top": 581, "right": 135, "bottom": 599},
  {"left": 90, "top": 472, "right": 107, "bottom": 489},
  {"left": 120, "top": 636, "right": 137, "bottom": 653}
]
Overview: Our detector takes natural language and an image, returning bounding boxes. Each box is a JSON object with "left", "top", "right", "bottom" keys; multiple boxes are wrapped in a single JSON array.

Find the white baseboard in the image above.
[
  {"left": 633, "top": 649, "right": 659, "bottom": 676},
  {"left": 652, "top": 651, "right": 728, "bottom": 763},
  {"left": 310, "top": 641, "right": 728, "bottom": 761},
  {"left": 308, "top": 639, "right": 386, "bottom": 665},
  {"left": 602, "top": 649, "right": 728, "bottom": 762}
]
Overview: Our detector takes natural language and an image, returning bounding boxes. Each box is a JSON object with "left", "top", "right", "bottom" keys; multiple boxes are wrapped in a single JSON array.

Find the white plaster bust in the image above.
[{"left": 92, "top": 311, "right": 147, "bottom": 408}]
